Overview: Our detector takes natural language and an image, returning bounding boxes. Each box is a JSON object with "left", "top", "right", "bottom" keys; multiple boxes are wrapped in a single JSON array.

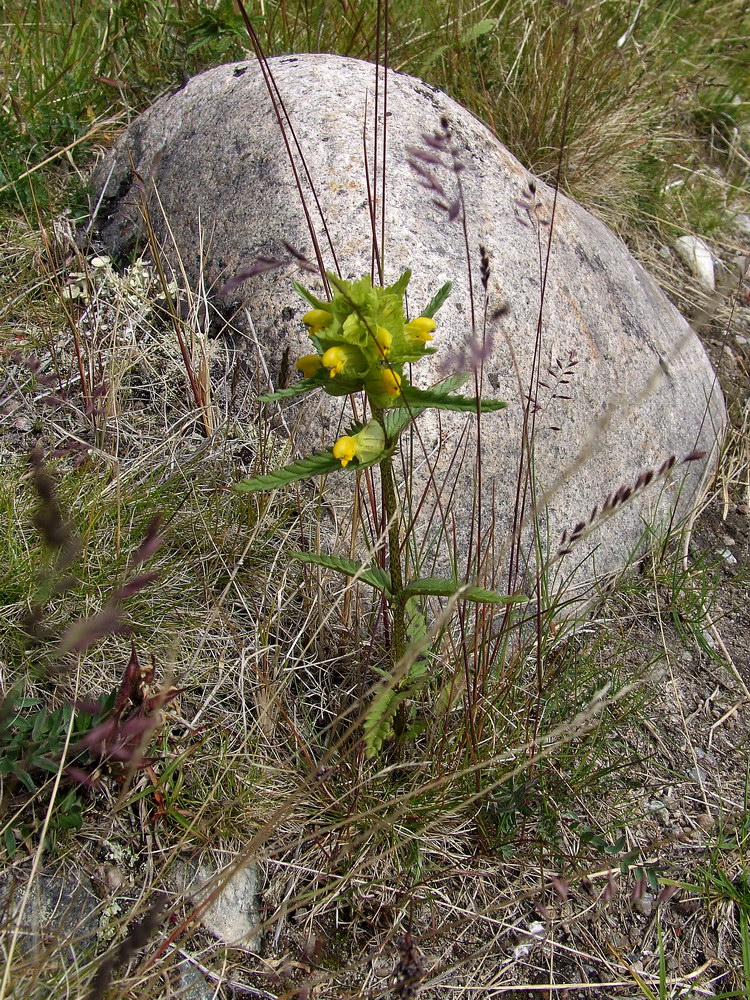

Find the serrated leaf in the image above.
[
  {"left": 387, "top": 270, "right": 412, "bottom": 297},
  {"left": 402, "top": 577, "right": 527, "bottom": 605},
  {"left": 421, "top": 281, "right": 452, "bottom": 318},
  {"left": 383, "top": 372, "right": 470, "bottom": 436},
  {"left": 293, "top": 280, "right": 329, "bottom": 310},
  {"left": 233, "top": 452, "right": 342, "bottom": 492},
  {"left": 406, "top": 658, "right": 430, "bottom": 683},
  {"left": 291, "top": 551, "right": 392, "bottom": 594},
  {"left": 363, "top": 687, "right": 405, "bottom": 757},
  {"left": 405, "top": 597, "right": 428, "bottom": 643},
  {"left": 363, "top": 651, "right": 430, "bottom": 757},
  {"left": 399, "top": 384, "right": 507, "bottom": 413},
  {"left": 258, "top": 378, "right": 320, "bottom": 402}
]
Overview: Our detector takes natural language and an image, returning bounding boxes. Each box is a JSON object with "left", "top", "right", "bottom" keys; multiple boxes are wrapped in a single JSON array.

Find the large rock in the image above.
[{"left": 92, "top": 54, "right": 725, "bottom": 602}]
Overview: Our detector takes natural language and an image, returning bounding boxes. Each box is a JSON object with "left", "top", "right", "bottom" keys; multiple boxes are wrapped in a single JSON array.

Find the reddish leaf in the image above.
[
  {"left": 114, "top": 644, "right": 143, "bottom": 716},
  {"left": 141, "top": 687, "right": 183, "bottom": 715}
]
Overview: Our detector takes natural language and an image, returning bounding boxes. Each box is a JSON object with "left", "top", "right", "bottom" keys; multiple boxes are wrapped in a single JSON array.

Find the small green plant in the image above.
[
  {"left": 235, "top": 270, "right": 523, "bottom": 753},
  {"left": 0, "top": 693, "right": 100, "bottom": 853},
  {"left": 0, "top": 646, "right": 181, "bottom": 858}
]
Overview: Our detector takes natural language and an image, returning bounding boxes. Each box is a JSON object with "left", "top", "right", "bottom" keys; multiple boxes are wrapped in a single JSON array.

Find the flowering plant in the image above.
[{"left": 235, "top": 271, "right": 522, "bottom": 753}]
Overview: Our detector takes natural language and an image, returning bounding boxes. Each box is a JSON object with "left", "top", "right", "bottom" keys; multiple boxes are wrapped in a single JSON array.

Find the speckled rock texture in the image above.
[{"left": 92, "top": 54, "right": 725, "bottom": 602}]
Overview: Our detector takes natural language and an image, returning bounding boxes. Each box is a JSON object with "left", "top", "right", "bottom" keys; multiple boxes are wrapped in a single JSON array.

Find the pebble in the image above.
[
  {"left": 674, "top": 235, "right": 716, "bottom": 290},
  {"left": 645, "top": 799, "right": 670, "bottom": 825},
  {"left": 718, "top": 547, "right": 738, "bottom": 566},
  {"left": 634, "top": 893, "right": 654, "bottom": 918}
]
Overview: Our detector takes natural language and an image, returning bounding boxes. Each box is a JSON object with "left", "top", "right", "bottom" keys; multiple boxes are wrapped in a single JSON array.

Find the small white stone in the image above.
[
  {"left": 173, "top": 860, "right": 260, "bottom": 950},
  {"left": 674, "top": 235, "right": 716, "bottom": 290},
  {"left": 512, "top": 921, "right": 546, "bottom": 960}
]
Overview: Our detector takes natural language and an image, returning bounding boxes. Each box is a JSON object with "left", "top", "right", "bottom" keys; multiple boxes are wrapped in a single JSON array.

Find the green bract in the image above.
[{"left": 296, "top": 269, "right": 436, "bottom": 407}]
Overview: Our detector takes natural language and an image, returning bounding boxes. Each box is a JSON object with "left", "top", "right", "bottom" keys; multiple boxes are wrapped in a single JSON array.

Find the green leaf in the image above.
[
  {"left": 383, "top": 373, "right": 469, "bottom": 437},
  {"left": 291, "top": 551, "right": 392, "bottom": 594},
  {"left": 363, "top": 651, "right": 430, "bottom": 757},
  {"left": 405, "top": 597, "right": 428, "bottom": 643},
  {"left": 406, "top": 658, "right": 430, "bottom": 683},
  {"left": 32, "top": 756, "right": 60, "bottom": 774},
  {"left": 14, "top": 697, "right": 41, "bottom": 709},
  {"left": 16, "top": 770, "right": 36, "bottom": 793},
  {"left": 421, "top": 281, "right": 452, "bottom": 318},
  {"left": 0, "top": 755, "right": 18, "bottom": 774},
  {"left": 387, "top": 270, "right": 412, "bottom": 298},
  {"left": 363, "top": 687, "right": 405, "bottom": 757},
  {"left": 419, "top": 43, "right": 448, "bottom": 72},
  {"left": 258, "top": 378, "right": 320, "bottom": 402},
  {"left": 3, "top": 827, "right": 16, "bottom": 857},
  {"left": 259, "top": 372, "right": 365, "bottom": 401},
  {"left": 399, "top": 384, "right": 508, "bottom": 413},
  {"left": 233, "top": 453, "right": 342, "bottom": 493},
  {"left": 402, "top": 578, "right": 527, "bottom": 605},
  {"left": 31, "top": 709, "right": 48, "bottom": 742},
  {"left": 293, "top": 280, "right": 329, "bottom": 311},
  {"left": 461, "top": 18, "right": 498, "bottom": 43}
]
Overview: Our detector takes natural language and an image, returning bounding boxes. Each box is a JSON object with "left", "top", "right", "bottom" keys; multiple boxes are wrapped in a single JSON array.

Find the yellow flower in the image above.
[
  {"left": 381, "top": 368, "right": 402, "bottom": 396},
  {"left": 295, "top": 354, "right": 323, "bottom": 377},
  {"left": 374, "top": 326, "right": 393, "bottom": 357},
  {"left": 405, "top": 316, "right": 436, "bottom": 342},
  {"left": 332, "top": 419, "right": 385, "bottom": 468},
  {"left": 321, "top": 344, "right": 363, "bottom": 379},
  {"left": 332, "top": 436, "right": 358, "bottom": 467},
  {"left": 302, "top": 309, "right": 333, "bottom": 335}
]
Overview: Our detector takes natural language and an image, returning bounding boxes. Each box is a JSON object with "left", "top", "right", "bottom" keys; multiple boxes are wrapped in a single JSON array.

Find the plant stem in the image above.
[{"left": 378, "top": 432, "right": 407, "bottom": 665}]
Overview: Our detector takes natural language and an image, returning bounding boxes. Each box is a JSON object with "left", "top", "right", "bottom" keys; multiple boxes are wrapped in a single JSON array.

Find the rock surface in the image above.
[
  {"left": 0, "top": 867, "right": 100, "bottom": 959},
  {"left": 173, "top": 858, "right": 260, "bottom": 950},
  {"left": 92, "top": 54, "right": 726, "bottom": 602}
]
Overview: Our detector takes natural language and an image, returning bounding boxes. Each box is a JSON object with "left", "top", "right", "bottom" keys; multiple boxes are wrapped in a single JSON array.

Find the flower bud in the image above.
[
  {"left": 295, "top": 354, "right": 323, "bottom": 377},
  {"left": 381, "top": 369, "right": 402, "bottom": 396},
  {"left": 332, "top": 419, "right": 385, "bottom": 468},
  {"left": 374, "top": 326, "right": 393, "bottom": 357},
  {"left": 405, "top": 316, "right": 436, "bottom": 343},
  {"left": 322, "top": 344, "right": 364, "bottom": 378},
  {"left": 333, "top": 436, "right": 358, "bottom": 467},
  {"left": 302, "top": 309, "right": 333, "bottom": 335}
]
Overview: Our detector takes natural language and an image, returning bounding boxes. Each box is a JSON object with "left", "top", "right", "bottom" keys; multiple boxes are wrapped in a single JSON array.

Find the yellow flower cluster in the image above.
[{"left": 292, "top": 271, "right": 438, "bottom": 467}]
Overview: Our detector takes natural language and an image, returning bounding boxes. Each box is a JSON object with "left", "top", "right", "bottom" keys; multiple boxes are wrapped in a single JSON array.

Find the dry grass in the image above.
[{"left": 2, "top": 2, "right": 750, "bottom": 998}]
